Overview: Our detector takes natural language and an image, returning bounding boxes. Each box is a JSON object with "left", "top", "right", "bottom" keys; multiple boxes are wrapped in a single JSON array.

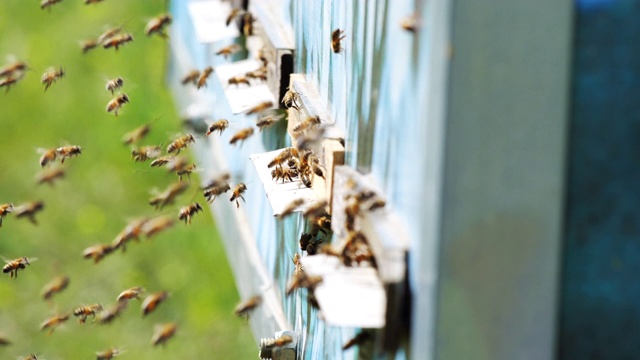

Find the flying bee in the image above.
[
  {"left": 292, "top": 253, "right": 303, "bottom": 275},
  {"left": 400, "top": 14, "right": 419, "bottom": 33},
  {"left": 0, "top": 203, "right": 14, "bottom": 227},
  {"left": 203, "top": 184, "right": 230, "bottom": 203},
  {"left": 103, "top": 33, "right": 133, "bottom": 50},
  {"left": 151, "top": 323, "right": 177, "bottom": 346},
  {"left": 82, "top": 244, "right": 114, "bottom": 264},
  {"left": 96, "top": 301, "right": 127, "bottom": 324},
  {"left": 80, "top": 39, "right": 99, "bottom": 53},
  {"left": 175, "top": 163, "right": 197, "bottom": 181},
  {"left": 40, "top": 313, "right": 69, "bottom": 334},
  {"left": 302, "top": 199, "right": 328, "bottom": 218},
  {"left": 201, "top": 172, "right": 231, "bottom": 190},
  {"left": 117, "top": 286, "right": 144, "bottom": 303},
  {"left": 21, "top": 355, "right": 40, "bottom": 360},
  {"left": 343, "top": 331, "right": 372, "bottom": 350},
  {"left": 0, "top": 60, "right": 28, "bottom": 78},
  {"left": 106, "top": 94, "right": 129, "bottom": 116},
  {"left": 197, "top": 66, "right": 214, "bottom": 89},
  {"left": 331, "top": 29, "right": 346, "bottom": 53},
  {"left": 149, "top": 181, "right": 189, "bottom": 209},
  {"left": 229, "top": 127, "right": 254, "bottom": 146},
  {"left": 3, "top": 256, "right": 35, "bottom": 279},
  {"left": 39, "top": 147, "right": 57, "bottom": 167},
  {"left": 216, "top": 44, "right": 241, "bottom": 59},
  {"left": 226, "top": 7, "right": 244, "bottom": 26},
  {"left": 234, "top": 295, "right": 261, "bottom": 320},
  {"left": 149, "top": 155, "right": 174, "bottom": 167},
  {"left": 230, "top": 183, "right": 247, "bottom": 208},
  {"left": 141, "top": 215, "right": 175, "bottom": 238},
  {"left": 245, "top": 101, "right": 274, "bottom": 115},
  {"left": 73, "top": 303, "right": 103, "bottom": 323},
  {"left": 181, "top": 69, "right": 200, "bottom": 85},
  {"left": 178, "top": 202, "right": 203, "bottom": 224},
  {"left": 286, "top": 272, "right": 322, "bottom": 296},
  {"left": 105, "top": 77, "right": 124, "bottom": 94},
  {"left": 167, "top": 134, "right": 195, "bottom": 154},
  {"left": 142, "top": 291, "right": 169, "bottom": 316},
  {"left": 132, "top": 145, "right": 161, "bottom": 163},
  {"left": 145, "top": 13, "right": 172, "bottom": 38},
  {"left": 164, "top": 156, "right": 188, "bottom": 173},
  {"left": 85, "top": 0, "right": 105, "bottom": 4},
  {"left": 264, "top": 335, "right": 293, "bottom": 349},
  {"left": 278, "top": 198, "right": 304, "bottom": 218},
  {"left": 97, "top": 26, "right": 122, "bottom": 44},
  {"left": 55, "top": 145, "right": 82, "bottom": 163},
  {"left": 256, "top": 114, "right": 285, "bottom": 132},
  {"left": 35, "top": 167, "right": 64, "bottom": 186},
  {"left": 268, "top": 148, "right": 298, "bottom": 169},
  {"left": 227, "top": 75, "right": 250, "bottom": 87},
  {"left": 206, "top": 119, "right": 229, "bottom": 136},
  {"left": 41, "top": 67, "right": 64, "bottom": 91},
  {"left": 96, "top": 348, "right": 121, "bottom": 360},
  {"left": 368, "top": 198, "right": 386, "bottom": 211},
  {"left": 0, "top": 333, "right": 10, "bottom": 346},
  {"left": 122, "top": 123, "right": 151, "bottom": 145},
  {"left": 243, "top": 12, "right": 255, "bottom": 36},
  {"left": 0, "top": 75, "right": 21, "bottom": 93},
  {"left": 271, "top": 167, "right": 298, "bottom": 183},
  {"left": 293, "top": 115, "right": 321, "bottom": 134},
  {"left": 112, "top": 218, "right": 148, "bottom": 252},
  {"left": 14, "top": 201, "right": 44, "bottom": 225},
  {"left": 245, "top": 68, "right": 267, "bottom": 82},
  {"left": 281, "top": 86, "right": 300, "bottom": 110},
  {"left": 41, "top": 0, "right": 63, "bottom": 10},
  {"left": 42, "top": 275, "right": 70, "bottom": 300}
]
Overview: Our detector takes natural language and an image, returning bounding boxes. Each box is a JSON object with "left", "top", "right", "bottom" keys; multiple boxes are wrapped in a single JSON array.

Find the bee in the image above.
[
  {"left": 226, "top": 7, "right": 244, "bottom": 26},
  {"left": 55, "top": 145, "right": 82, "bottom": 163},
  {"left": 105, "top": 77, "right": 124, "bottom": 94},
  {"left": 281, "top": 86, "right": 300, "bottom": 110},
  {"left": 96, "top": 301, "right": 128, "bottom": 324},
  {"left": 82, "top": 244, "right": 114, "bottom": 264},
  {"left": 122, "top": 123, "right": 151, "bottom": 145},
  {"left": 166, "top": 158, "right": 192, "bottom": 176},
  {"left": 400, "top": 14, "right": 418, "bottom": 33},
  {"left": 21, "top": 355, "right": 40, "bottom": 360},
  {"left": 278, "top": 198, "right": 304, "bottom": 218},
  {"left": 234, "top": 295, "right": 261, "bottom": 320},
  {"left": 245, "top": 101, "right": 274, "bottom": 115},
  {"left": 96, "top": 348, "right": 121, "bottom": 360},
  {"left": 206, "top": 119, "right": 229, "bottom": 136},
  {"left": 117, "top": 286, "right": 144, "bottom": 303},
  {"left": 342, "top": 331, "right": 371, "bottom": 350},
  {"left": 141, "top": 215, "right": 175, "bottom": 238},
  {"left": 147, "top": 155, "right": 172, "bottom": 168},
  {"left": 42, "top": 275, "right": 70, "bottom": 300},
  {"left": 181, "top": 69, "right": 200, "bottom": 85},
  {"left": 201, "top": 172, "right": 231, "bottom": 190},
  {"left": 263, "top": 335, "right": 293, "bottom": 349},
  {"left": 142, "top": 291, "right": 169, "bottom": 316},
  {"left": 3, "top": 256, "right": 34, "bottom": 278},
  {"left": 292, "top": 253, "right": 303, "bottom": 275},
  {"left": 0, "top": 60, "right": 28, "bottom": 78},
  {"left": 299, "top": 233, "right": 313, "bottom": 251},
  {"left": 331, "top": 29, "right": 346, "bottom": 53},
  {"left": 132, "top": 145, "right": 161, "bottom": 162},
  {"left": 368, "top": 198, "right": 386, "bottom": 211},
  {"left": 243, "top": 13, "right": 255, "bottom": 36},
  {"left": 39, "top": 148, "right": 57, "bottom": 167},
  {"left": 256, "top": 114, "right": 285, "bottom": 131},
  {"left": 286, "top": 272, "right": 322, "bottom": 296},
  {"left": 98, "top": 26, "right": 122, "bottom": 44},
  {"left": 229, "top": 127, "right": 254, "bottom": 146},
  {"left": 0, "top": 75, "right": 21, "bottom": 93},
  {"left": 80, "top": 39, "right": 99, "bottom": 53},
  {"left": 41, "top": 67, "right": 64, "bottom": 91},
  {"left": 203, "top": 184, "right": 230, "bottom": 203},
  {"left": 245, "top": 68, "right": 267, "bottom": 82},
  {"left": 268, "top": 148, "right": 298, "bottom": 169},
  {"left": 14, "top": 201, "right": 44, "bottom": 225},
  {"left": 0, "top": 333, "right": 10, "bottom": 346},
  {"left": 178, "top": 203, "right": 203, "bottom": 224},
  {"left": 85, "top": 0, "right": 105, "bottom": 4},
  {"left": 0, "top": 203, "right": 14, "bottom": 227},
  {"left": 302, "top": 200, "right": 328, "bottom": 219},
  {"left": 103, "top": 33, "right": 133, "bottom": 50},
  {"left": 167, "top": 134, "right": 195, "bottom": 154},
  {"left": 271, "top": 167, "right": 298, "bottom": 183},
  {"left": 229, "top": 183, "right": 247, "bottom": 208},
  {"left": 73, "top": 303, "right": 103, "bottom": 323},
  {"left": 40, "top": 313, "right": 69, "bottom": 334},
  {"left": 305, "top": 237, "right": 324, "bottom": 255},
  {"left": 293, "top": 115, "right": 321, "bottom": 134},
  {"left": 149, "top": 182, "right": 189, "bottom": 210},
  {"left": 151, "top": 323, "right": 177, "bottom": 346},
  {"left": 313, "top": 214, "right": 332, "bottom": 234},
  {"left": 145, "top": 14, "right": 172, "bottom": 38},
  {"left": 228, "top": 75, "right": 250, "bottom": 87},
  {"left": 106, "top": 94, "right": 129, "bottom": 116},
  {"left": 41, "top": 0, "right": 63, "bottom": 10},
  {"left": 257, "top": 48, "right": 270, "bottom": 67},
  {"left": 196, "top": 66, "right": 213, "bottom": 89},
  {"left": 112, "top": 218, "right": 148, "bottom": 252},
  {"left": 216, "top": 44, "right": 241, "bottom": 59}
]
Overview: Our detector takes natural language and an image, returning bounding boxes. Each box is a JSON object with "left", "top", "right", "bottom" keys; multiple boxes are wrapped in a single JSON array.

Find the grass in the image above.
[{"left": 0, "top": 1, "right": 256, "bottom": 359}]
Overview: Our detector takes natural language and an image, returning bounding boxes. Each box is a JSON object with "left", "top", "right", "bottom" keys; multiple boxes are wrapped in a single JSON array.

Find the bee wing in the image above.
[{"left": 28, "top": 257, "right": 39, "bottom": 263}]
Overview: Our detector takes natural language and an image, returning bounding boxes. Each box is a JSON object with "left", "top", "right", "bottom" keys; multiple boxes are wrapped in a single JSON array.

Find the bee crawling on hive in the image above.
[
  {"left": 331, "top": 28, "right": 346, "bottom": 53},
  {"left": 178, "top": 203, "right": 203, "bottom": 224}
]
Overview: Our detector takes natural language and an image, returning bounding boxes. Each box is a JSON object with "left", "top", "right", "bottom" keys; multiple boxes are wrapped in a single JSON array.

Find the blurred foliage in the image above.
[{"left": 0, "top": 1, "right": 256, "bottom": 359}]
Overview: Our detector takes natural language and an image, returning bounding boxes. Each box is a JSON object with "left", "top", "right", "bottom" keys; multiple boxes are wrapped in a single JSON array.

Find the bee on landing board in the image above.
[
  {"left": 167, "top": 134, "right": 195, "bottom": 154},
  {"left": 142, "top": 291, "right": 169, "bottom": 316},
  {"left": 0, "top": 203, "right": 14, "bottom": 227},
  {"left": 106, "top": 94, "right": 129, "bottom": 116},
  {"left": 14, "top": 201, "right": 44, "bottom": 225},
  {"left": 229, "top": 127, "right": 254, "bottom": 146},
  {"left": 271, "top": 166, "right": 298, "bottom": 183},
  {"left": 41, "top": 67, "right": 64, "bottom": 91},
  {"left": 73, "top": 303, "right": 103, "bottom": 323},
  {"left": 268, "top": 148, "right": 298, "bottom": 169},
  {"left": 331, "top": 29, "right": 346, "bottom": 53},
  {"left": 41, "top": 275, "right": 70, "bottom": 300},
  {"left": 103, "top": 33, "right": 133, "bottom": 50},
  {"left": 206, "top": 119, "right": 229, "bottom": 136},
  {"left": 55, "top": 145, "right": 82, "bottom": 163},
  {"left": 105, "top": 77, "right": 124, "bottom": 94},
  {"left": 245, "top": 67, "right": 267, "bottom": 82},
  {"left": 116, "top": 286, "right": 144, "bottom": 303},
  {"left": 229, "top": 183, "right": 247, "bottom": 208},
  {"left": 152, "top": 323, "right": 177, "bottom": 346},
  {"left": 196, "top": 66, "right": 213, "bottom": 89},
  {"left": 96, "top": 348, "right": 121, "bottom": 360},
  {"left": 145, "top": 14, "right": 172, "bottom": 38},
  {"left": 3, "top": 256, "right": 35, "bottom": 279},
  {"left": 40, "top": 313, "right": 69, "bottom": 334},
  {"left": 178, "top": 203, "right": 203, "bottom": 224},
  {"left": 82, "top": 244, "right": 114, "bottom": 264},
  {"left": 234, "top": 295, "right": 261, "bottom": 320}
]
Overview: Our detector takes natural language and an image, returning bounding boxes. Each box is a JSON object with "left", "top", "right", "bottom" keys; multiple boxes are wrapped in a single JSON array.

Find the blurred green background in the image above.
[{"left": 0, "top": 1, "right": 256, "bottom": 359}]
